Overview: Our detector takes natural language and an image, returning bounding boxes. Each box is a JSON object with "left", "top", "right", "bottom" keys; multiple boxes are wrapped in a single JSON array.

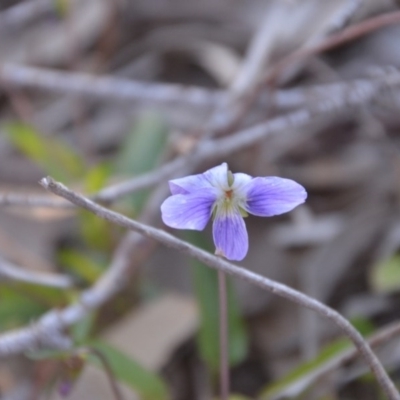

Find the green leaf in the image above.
[
  {"left": 113, "top": 112, "right": 168, "bottom": 213},
  {"left": 0, "top": 285, "right": 46, "bottom": 330},
  {"left": 369, "top": 255, "right": 400, "bottom": 294},
  {"left": 71, "top": 312, "right": 96, "bottom": 344},
  {"left": 53, "top": 0, "right": 69, "bottom": 17},
  {"left": 77, "top": 163, "right": 114, "bottom": 250},
  {"left": 11, "top": 282, "right": 70, "bottom": 306},
  {"left": 186, "top": 231, "right": 248, "bottom": 373},
  {"left": 84, "top": 163, "right": 111, "bottom": 194},
  {"left": 89, "top": 340, "right": 169, "bottom": 400},
  {"left": 4, "top": 122, "right": 85, "bottom": 181},
  {"left": 58, "top": 248, "right": 105, "bottom": 284}
]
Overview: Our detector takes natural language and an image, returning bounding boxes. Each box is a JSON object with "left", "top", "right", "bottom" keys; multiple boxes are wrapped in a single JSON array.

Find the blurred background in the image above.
[{"left": 1, "top": 0, "right": 400, "bottom": 399}]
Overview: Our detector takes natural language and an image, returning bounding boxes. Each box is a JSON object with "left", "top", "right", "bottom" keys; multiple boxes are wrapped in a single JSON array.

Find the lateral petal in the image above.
[
  {"left": 243, "top": 177, "right": 307, "bottom": 217},
  {"left": 161, "top": 190, "right": 216, "bottom": 230}
]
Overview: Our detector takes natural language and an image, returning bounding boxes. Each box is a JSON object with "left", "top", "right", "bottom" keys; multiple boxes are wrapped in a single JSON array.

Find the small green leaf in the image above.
[
  {"left": 89, "top": 340, "right": 169, "bottom": 400},
  {"left": 0, "top": 285, "right": 46, "bottom": 330},
  {"left": 4, "top": 122, "right": 85, "bottom": 181},
  {"left": 10, "top": 282, "right": 69, "bottom": 306},
  {"left": 84, "top": 163, "right": 111, "bottom": 194},
  {"left": 58, "top": 248, "right": 105, "bottom": 284},
  {"left": 53, "top": 0, "right": 69, "bottom": 17},
  {"left": 370, "top": 255, "right": 400, "bottom": 293},
  {"left": 186, "top": 231, "right": 248, "bottom": 373},
  {"left": 113, "top": 112, "right": 168, "bottom": 213},
  {"left": 79, "top": 208, "right": 114, "bottom": 251},
  {"left": 76, "top": 162, "right": 114, "bottom": 250},
  {"left": 71, "top": 312, "right": 96, "bottom": 344}
]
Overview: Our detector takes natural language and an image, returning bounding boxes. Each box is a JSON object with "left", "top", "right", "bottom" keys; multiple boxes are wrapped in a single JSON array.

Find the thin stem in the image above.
[
  {"left": 218, "top": 270, "right": 229, "bottom": 400},
  {"left": 39, "top": 177, "right": 400, "bottom": 400},
  {"left": 87, "top": 348, "right": 124, "bottom": 400}
]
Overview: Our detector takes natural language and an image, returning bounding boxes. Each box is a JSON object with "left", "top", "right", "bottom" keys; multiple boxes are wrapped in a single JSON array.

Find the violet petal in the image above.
[
  {"left": 213, "top": 209, "right": 248, "bottom": 261},
  {"left": 244, "top": 177, "right": 307, "bottom": 217},
  {"left": 161, "top": 190, "right": 216, "bottom": 230},
  {"left": 169, "top": 163, "right": 228, "bottom": 194}
]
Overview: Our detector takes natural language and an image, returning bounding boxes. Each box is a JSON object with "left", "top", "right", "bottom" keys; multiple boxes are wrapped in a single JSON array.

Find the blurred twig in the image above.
[
  {"left": 87, "top": 347, "right": 125, "bottom": 400},
  {"left": 0, "top": 63, "right": 223, "bottom": 109},
  {"left": 0, "top": 0, "right": 54, "bottom": 30},
  {"left": 0, "top": 256, "right": 73, "bottom": 289},
  {"left": 266, "top": 9, "right": 400, "bottom": 85}
]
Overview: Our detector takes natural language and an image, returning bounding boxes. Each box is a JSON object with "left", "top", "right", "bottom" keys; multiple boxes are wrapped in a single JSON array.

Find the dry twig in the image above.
[
  {"left": 0, "top": 257, "right": 73, "bottom": 289},
  {"left": 35, "top": 177, "right": 398, "bottom": 400}
]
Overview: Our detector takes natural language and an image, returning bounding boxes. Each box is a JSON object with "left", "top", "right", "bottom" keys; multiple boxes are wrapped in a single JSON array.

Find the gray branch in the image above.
[
  {"left": 32, "top": 176, "right": 397, "bottom": 400},
  {"left": 0, "top": 63, "right": 223, "bottom": 109},
  {"left": 0, "top": 256, "right": 73, "bottom": 288}
]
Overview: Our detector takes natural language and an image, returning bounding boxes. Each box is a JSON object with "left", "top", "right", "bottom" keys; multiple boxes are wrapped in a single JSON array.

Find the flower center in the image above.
[{"left": 225, "top": 189, "right": 233, "bottom": 200}]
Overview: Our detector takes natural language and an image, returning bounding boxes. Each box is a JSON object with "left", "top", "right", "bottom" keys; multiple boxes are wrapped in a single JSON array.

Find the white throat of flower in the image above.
[{"left": 211, "top": 170, "right": 248, "bottom": 219}]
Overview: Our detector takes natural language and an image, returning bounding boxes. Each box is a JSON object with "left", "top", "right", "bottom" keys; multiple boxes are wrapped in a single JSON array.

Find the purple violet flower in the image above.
[{"left": 161, "top": 163, "right": 307, "bottom": 261}]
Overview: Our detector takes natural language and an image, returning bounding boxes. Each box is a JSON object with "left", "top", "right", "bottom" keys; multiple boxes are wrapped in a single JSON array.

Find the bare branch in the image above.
[
  {"left": 0, "top": 0, "right": 54, "bottom": 30},
  {"left": 266, "top": 9, "right": 400, "bottom": 86},
  {"left": 0, "top": 256, "right": 73, "bottom": 289},
  {"left": 35, "top": 177, "right": 398, "bottom": 400},
  {"left": 209, "top": 69, "right": 400, "bottom": 158},
  {"left": 0, "top": 192, "right": 72, "bottom": 208},
  {"left": 0, "top": 63, "right": 223, "bottom": 109}
]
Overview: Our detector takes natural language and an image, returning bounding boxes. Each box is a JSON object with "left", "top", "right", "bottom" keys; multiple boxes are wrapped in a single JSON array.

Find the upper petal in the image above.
[
  {"left": 169, "top": 174, "right": 211, "bottom": 195},
  {"left": 161, "top": 190, "right": 216, "bottom": 230},
  {"left": 232, "top": 172, "right": 253, "bottom": 189},
  {"left": 243, "top": 177, "right": 307, "bottom": 217},
  {"left": 168, "top": 163, "right": 229, "bottom": 194},
  {"left": 213, "top": 208, "right": 248, "bottom": 261},
  {"left": 203, "top": 162, "right": 229, "bottom": 189}
]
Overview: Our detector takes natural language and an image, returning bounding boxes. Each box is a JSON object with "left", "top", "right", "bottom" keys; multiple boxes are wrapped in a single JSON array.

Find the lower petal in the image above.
[
  {"left": 161, "top": 190, "right": 216, "bottom": 230},
  {"left": 213, "top": 209, "right": 248, "bottom": 261},
  {"left": 244, "top": 177, "right": 307, "bottom": 217}
]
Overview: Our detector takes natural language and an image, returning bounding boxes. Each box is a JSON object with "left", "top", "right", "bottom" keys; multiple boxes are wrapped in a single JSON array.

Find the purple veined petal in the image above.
[
  {"left": 169, "top": 173, "right": 211, "bottom": 195},
  {"left": 212, "top": 208, "right": 249, "bottom": 261},
  {"left": 243, "top": 177, "right": 307, "bottom": 217},
  {"left": 203, "top": 162, "right": 229, "bottom": 189},
  {"left": 161, "top": 189, "right": 217, "bottom": 230}
]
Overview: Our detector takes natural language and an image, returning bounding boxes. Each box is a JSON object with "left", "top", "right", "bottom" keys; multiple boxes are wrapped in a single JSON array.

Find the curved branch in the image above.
[{"left": 36, "top": 177, "right": 398, "bottom": 400}]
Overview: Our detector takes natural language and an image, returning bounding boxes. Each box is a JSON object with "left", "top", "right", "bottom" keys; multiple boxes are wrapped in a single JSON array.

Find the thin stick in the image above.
[
  {"left": 265, "top": 9, "right": 400, "bottom": 86},
  {"left": 0, "top": 256, "right": 73, "bottom": 288},
  {"left": 39, "top": 177, "right": 400, "bottom": 400},
  {"left": 0, "top": 63, "right": 222, "bottom": 109},
  {"left": 87, "top": 347, "right": 125, "bottom": 400},
  {"left": 218, "top": 270, "right": 229, "bottom": 400}
]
